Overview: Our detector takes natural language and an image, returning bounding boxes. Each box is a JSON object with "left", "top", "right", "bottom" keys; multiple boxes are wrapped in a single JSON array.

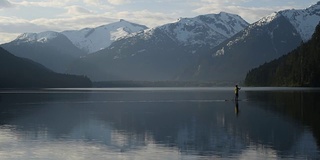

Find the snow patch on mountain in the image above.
[
  {"left": 248, "top": 2, "right": 320, "bottom": 41},
  {"left": 62, "top": 19, "right": 148, "bottom": 53},
  {"left": 255, "top": 12, "right": 279, "bottom": 26},
  {"left": 204, "top": 12, "right": 249, "bottom": 37},
  {"left": 280, "top": 2, "right": 320, "bottom": 41},
  {"left": 15, "top": 31, "right": 60, "bottom": 43},
  {"left": 215, "top": 47, "right": 225, "bottom": 56}
]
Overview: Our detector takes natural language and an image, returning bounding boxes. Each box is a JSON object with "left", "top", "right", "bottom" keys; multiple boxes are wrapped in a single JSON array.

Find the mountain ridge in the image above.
[
  {"left": 67, "top": 12, "right": 249, "bottom": 81},
  {"left": 187, "top": 2, "right": 320, "bottom": 82}
]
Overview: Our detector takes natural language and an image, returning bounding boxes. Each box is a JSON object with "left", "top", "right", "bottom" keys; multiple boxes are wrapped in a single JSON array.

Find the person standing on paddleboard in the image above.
[{"left": 234, "top": 85, "right": 241, "bottom": 101}]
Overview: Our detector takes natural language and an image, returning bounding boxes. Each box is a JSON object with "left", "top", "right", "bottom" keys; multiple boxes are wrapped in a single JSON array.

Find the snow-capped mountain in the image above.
[
  {"left": 2, "top": 31, "right": 86, "bottom": 73},
  {"left": 118, "top": 12, "right": 249, "bottom": 54},
  {"left": 62, "top": 19, "right": 148, "bottom": 53},
  {"left": 2, "top": 19, "right": 148, "bottom": 73},
  {"left": 67, "top": 12, "right": 249, "bottom": 81},
  {"left": 218, "top": 1, "right": 320, "bottom": 58},
  {"left": 187, "top": 2, "right": 320, "bottom": 82},
  {"left": 246, "top": 1, "right": 320, "bottom": 43},
  {"left": 280, "top": 1, "right": 320, "bottom": 41},
  {"left": 102, "top": 12, "right": 249, "bottom": 60},
  {"left": 158, "top": 12, "right": 249, "bottom": 48}
]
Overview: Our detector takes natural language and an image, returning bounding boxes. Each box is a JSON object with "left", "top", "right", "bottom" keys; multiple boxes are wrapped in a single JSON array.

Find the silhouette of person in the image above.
[{"left": 234, "top": 85, "right": 241, "bottom": 101}]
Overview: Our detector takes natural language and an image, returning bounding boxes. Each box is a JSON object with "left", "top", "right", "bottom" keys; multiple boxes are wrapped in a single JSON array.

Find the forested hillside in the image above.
[
  {"left": 0, "top": 47, "right": 92, "bottom": 88},
  {"left": 245, "top": 23, "right": 320, "bottom": 87}
]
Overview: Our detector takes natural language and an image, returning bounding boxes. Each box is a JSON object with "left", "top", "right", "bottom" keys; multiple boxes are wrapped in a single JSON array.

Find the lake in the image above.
[{"left": 0, "top": 87, "right": 319, "bottom": 159}]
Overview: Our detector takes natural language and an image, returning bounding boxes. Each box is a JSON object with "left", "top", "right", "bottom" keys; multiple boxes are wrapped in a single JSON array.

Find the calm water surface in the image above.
[{"left": 0, "top": 87, "right": 319, "bottom": 159}]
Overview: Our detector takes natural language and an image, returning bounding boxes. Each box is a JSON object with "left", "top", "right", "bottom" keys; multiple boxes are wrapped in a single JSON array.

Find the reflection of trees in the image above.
[
  {"left": 245, "top": 90, "right": 320, "bottom": 148},
  {"left": 95, "top": 99, "right": 312, "bottom": 158},
  {"left": 229, "top": 101, "right": 303, "bottom": 155}
]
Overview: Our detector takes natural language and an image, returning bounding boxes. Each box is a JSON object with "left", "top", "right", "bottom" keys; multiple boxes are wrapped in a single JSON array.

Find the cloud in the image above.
[
  {"left": 0, "top": 15, "right": 50, "bottom": 43},
  {"left": 0, "top": 16, "right": 49, "bottom": 33},
  {"left": 191, "top": 0, "right": 296, "bottom": 23},
  {"left": 30, "top": 14, "right": 117, "bottom": 31},
  {"left": 116, "top": 10, "right": 177, "bottom": 27},
  {"left": 13, "top": 0, "right": 73, "bottom": 8},
  {"left": 83, "top": 0, "right": 114, "bottom": 10},
  {"left": 84, "top": 0, "right": 100, "bottom": 5},
  {"left": 0, "top": 9, "right": 173, "bottom": 37},
  {"left": 67, "top": 6, "right": 93, "bottom": 15},
  {"left": 193, "top": 5, "right": 274, "bottom": 23},
  {"left": 0, "top": 32, "right": 19, "bottom": 44},
  {"left": 0, "top": 0, "right": 14, "bottom": 9},
  {"left": 107, "top": 0, "right": 131, "bottom": 5},
  {"left": 0, "top": 14, "right": 113, "bottom": 44}
]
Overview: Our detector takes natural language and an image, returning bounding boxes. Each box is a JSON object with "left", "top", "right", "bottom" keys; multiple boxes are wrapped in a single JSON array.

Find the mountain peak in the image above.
[
  {"left": 62, "top": 20, "right": 148, "bottom": 53},
  {"left": 217, "top": 11, "right": 240, "bottom": 17},
  {"left": 255, "top": 12, "right": 279, "bottom": 26},
  {"left": 118, "top": 19, "right": 132, "bottom": 24},
  {"left": 165, "top": 12, "right": 248, "bottom": 42}
]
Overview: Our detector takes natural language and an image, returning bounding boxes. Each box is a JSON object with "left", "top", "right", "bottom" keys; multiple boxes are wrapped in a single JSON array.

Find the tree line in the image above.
[{"left": 245, "top": 23, "right": 320, "bottom": 87}]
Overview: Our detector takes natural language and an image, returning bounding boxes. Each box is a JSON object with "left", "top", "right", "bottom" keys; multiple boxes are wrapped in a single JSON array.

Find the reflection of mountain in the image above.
[{"left": 0, "top": 90, "right": 319, "bottom": 158}]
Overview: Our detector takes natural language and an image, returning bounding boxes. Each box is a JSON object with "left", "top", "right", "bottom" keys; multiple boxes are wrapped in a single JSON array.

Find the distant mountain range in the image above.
[
  {"left": 2, "top": 1, "right": 320, "bottom": 83},
  {"left": 67, "top": 12, "right": 249, "bottom": 81},
  {"left": 1, "top": 20, "right": 147, "bottom": 73},
  {"left": 0, "top": 47, "right": 91, "bottom": 88}
]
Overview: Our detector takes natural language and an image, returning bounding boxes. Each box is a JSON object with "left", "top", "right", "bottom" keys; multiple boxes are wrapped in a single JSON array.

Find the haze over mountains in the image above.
[
  {"left": 2, "top": 1, "right": 320, "bottom": 84},
  {"left": 0, "top": 47, "right": 91, "bottom": 88},
  {"left": 2, "top": 31, "right": 86, "bottom": 73}
]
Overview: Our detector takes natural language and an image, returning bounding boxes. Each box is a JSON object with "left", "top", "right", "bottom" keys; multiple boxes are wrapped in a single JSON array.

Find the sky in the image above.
[{"left": 0, "top": 0, "right": 319, "bottom": 44}]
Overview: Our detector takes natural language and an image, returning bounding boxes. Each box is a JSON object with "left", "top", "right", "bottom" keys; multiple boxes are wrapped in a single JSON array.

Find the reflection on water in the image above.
[
  {"left": 235, "top": 101, "right": 240, "bottom": 116},
  {"left": 0, "top": 88, "right": 319, "bottom": 159}
]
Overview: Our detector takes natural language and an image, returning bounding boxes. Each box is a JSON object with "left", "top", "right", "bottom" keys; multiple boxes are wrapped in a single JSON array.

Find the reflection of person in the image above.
[
  {"left": 234, "top": 85, "right": 241, "bottom": 101},
  {"left": 235, "top": 101, "right": 239, "bottom": 116}
]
